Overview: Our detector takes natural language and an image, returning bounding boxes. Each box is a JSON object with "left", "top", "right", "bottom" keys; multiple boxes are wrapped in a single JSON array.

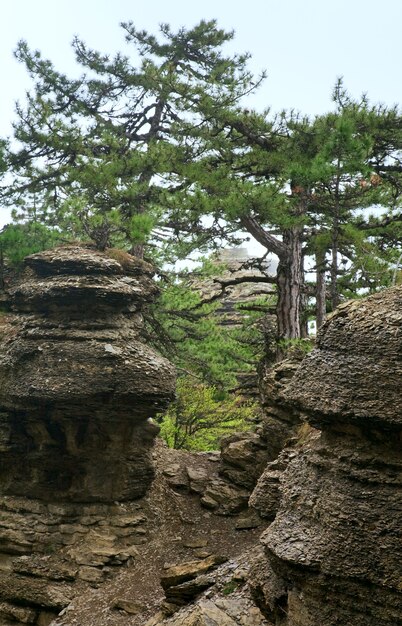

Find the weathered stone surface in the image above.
[
  {"left": 147, "top": 547, "right": 271, "bottom": 626},
  {"left": 251, "top": 287, "right": 402, "bottom": 626},
  {"left": 284, "top": 289, "right": 402, "bottom": 427},
  {"left": 0, "top": 573, "right": 72, "bottom": 610},
  {"left": 198, "top": 431, "right": 270, "bottom": 516},
  {"left": 0, "top": 244, "right": 176, "bottom": 623},
  {"left": 0, "top": 601, "right": 38, "bottom": 624},
  {"left": 234, "top": 512, "right": 261, "bottom": 530},
  {"left": 249, "top": 447, "right": 300, "bottom": 520},
  {"left": 111, "top": 598, "right": 146, "bottom": 614},
  {"left": 164, "top": 573, "right": 215, "bottom": 606},
  {"left": 201, "top": 479, "right": 250, "bottom": 515},
  {"left": 12, "top": 555, "right": 77, "bottom": 581},
  {"left": 0, "top": 244, "right": 175, "bottom": 503},
  {"left": 259, "top": 358, "right": 302, "bottom": 459},
  {"left": 219, "top": 433, "right": 269, "bottom": 490},
  {"left": 145, "top": 597, "right": 270, "bottom": 626},
  {"left": 186, "top": 466, "right": 209, "bottom": 495},
  {"left": 161, "top": 555, "right": 227, "bottom": 590}
]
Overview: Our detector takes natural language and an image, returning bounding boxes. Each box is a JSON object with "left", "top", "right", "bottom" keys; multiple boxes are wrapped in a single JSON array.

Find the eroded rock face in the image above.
[
  {"left": 252, "top": 287, "right": 402, "bottom": 625},
  {"left": 0, "top": 245, "right": 175, "bottom": 503},
  {"left": 285, "top": 290, "right": 402, "bottom": 427},
  {"left": 199, "top": 432, "right": 271, "bottom": 516}
]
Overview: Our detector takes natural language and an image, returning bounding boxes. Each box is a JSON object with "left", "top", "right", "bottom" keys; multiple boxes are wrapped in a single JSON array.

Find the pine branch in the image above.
[{"left": 240, "top": 215, "right": 287, "bottom": 259}]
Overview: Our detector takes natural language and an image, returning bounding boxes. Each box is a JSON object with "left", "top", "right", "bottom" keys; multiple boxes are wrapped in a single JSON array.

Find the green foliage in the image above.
[
  {"left": 277, "top": 338, "right": 314, "bottom": 358},
  {"left": 2, "top": 20, "right": 260, "bottom": 257},
  {"left": 0, "top": 222, "right": 64, "bottom": 267},
  {"left": 1, "top": 23, "right": 400, "bottom": 342},
  {"left": 152, "top": 258, "right": 268, "bottom": 388},
  {"left": 222, "top": 581, "right": 239, "bottom": 595},
  {"left": 151, "top": 258, "right": 269, "bottom": 450},
  {"left": 158, "top": 376, "right": 259, "bottom": 450}
]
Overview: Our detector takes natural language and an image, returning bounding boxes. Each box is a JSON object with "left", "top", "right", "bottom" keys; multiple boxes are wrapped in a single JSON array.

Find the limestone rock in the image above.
[
  {"left": 259, "top": 358, "right": 302, "bottom": 459},
  {"left": 249, "top": 448, "right": 300, "bottom": 520},
  {"left": 161, "top": 555, "right": 227, "bottom": 590},
  {"left": 0, "top": 602, "right": 38, "bottom": 624},
  {"left": 219, "top": 433, "right": 269, "bottom": 490},
  {"left": 284, "top": 289, "right": 402, "bottom": 427},
  {"left": 147, "top": 548, "right": 271, "bottom": 626},
  {"left": 185, "top": 466, "right": 209, "bottom": 495},
  {"left": 111, "top": 598, "right": 145, "bottom": 614},
  {"left": 199, "top": 431, "right": 270, "bottom": 516},
  {"left": 252, "top": 287, "right": 402, "bottom": 626},
  {"left": 201, "top": 479, "right": 250, "bottom": 515},
  {"left": 145, "top": 597, "right": 269, "bottom": 626},
  {"left": 234, "top": 512, "right": 261, "bottom": 530},
  {"left": 0, "top": 244, "right": 176, "bottom": 623},
  {"left": 0, "top": 244, "right": 175, "bottom": 503},
  {"left": 164, "top": 573, "right": 216, "bottom": 606}
]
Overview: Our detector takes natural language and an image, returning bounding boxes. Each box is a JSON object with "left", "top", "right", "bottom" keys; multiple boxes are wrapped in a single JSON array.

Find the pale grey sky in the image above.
[
  {"left": 1, "top": 0, "right": 401, "bottom": 135},
  {"left": 1, "top": 0, "right": 401, "bottom": 234}
]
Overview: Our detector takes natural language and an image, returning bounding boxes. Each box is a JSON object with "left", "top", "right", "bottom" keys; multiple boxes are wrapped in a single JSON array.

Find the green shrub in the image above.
[{"left": 157, "top": 376, "right": 260, "bottom": 451}]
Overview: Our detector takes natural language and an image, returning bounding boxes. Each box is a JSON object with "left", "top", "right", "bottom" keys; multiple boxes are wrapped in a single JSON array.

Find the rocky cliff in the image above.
[
  {"left": 0, "top": 244, "right": 176, "bottom": 624},
  {"left": 252, "top": 287, "right": 402, "bottom": 625}
]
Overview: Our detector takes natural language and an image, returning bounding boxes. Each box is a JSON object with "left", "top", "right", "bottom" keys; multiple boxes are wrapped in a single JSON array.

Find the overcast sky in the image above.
[
  {"left": 1, "top": 0, "right": 401, "bottom": 134},
  {"left": 1, "top": 0, "right": 401, "bottom": 235}
]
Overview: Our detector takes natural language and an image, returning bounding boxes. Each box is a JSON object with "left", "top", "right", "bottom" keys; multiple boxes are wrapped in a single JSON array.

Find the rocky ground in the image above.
[{"left": 50, "top": 441, "right": 268, "bottom": 626}]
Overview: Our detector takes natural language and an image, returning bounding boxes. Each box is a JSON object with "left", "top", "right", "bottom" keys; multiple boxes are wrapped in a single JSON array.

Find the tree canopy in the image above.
[{"left": 1, "top": 21, "right": 401, "bottom": 346}]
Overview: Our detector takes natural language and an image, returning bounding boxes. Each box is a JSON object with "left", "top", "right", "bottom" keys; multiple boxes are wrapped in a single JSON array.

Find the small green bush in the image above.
[{"left": 157, "top": 376, "right": 260, "bottom": 451}]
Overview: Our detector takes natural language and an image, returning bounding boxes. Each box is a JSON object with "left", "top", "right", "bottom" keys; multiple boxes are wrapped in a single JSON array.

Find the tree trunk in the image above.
[
  {"left": 299, "top": 252, "right": 309, "bottom": 338},
  {"left": 239, "top": 215, "right": 304, "bottom": 346},
  {"left": 130, "top": 243, "right": 144, "bottom": 258},
  {"left": 315, "top": 249, "right": 327, "bottom": 330},
  {"left": 330, "top": 169, "right": 341, "bottom": 310},
  {"left": 276, "top": 226, "right": 303, "bottom": 341},
  {"left": 0, "top": 244, "right": 4, "bottom": 291},
  {"left": 330, "top": 244, "right": 340, "bottom": 310}
]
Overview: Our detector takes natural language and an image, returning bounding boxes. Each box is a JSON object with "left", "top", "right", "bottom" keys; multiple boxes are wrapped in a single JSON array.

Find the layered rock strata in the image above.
[
  {"left": 252, "top": 287, "right": 402, "bottom": 625},
  {"left": 0, "top": 244, "right": 175, "bottom": 503},
  {"left": 0, "top": 245, "right": 175, "bottom": 624},
  {"left": 201, "top": 432, "right": 270, "bottom": 515}
]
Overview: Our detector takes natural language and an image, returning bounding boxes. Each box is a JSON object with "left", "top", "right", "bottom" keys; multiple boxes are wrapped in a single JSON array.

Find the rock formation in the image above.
[
  {"left": 0, "top": 244, "right": 175, "bottom": 503},
  {"left": 0, "top": 244, "right": 176, "bottom": 624},
  {"left": 252, "top": 287, "right": 402, "bottom": 625},
  {"left": 200, "top": 432, "right": 270, "bottom": 516},
  {"left": 139, "top": 287, "right": 402, "bottom": 626}
]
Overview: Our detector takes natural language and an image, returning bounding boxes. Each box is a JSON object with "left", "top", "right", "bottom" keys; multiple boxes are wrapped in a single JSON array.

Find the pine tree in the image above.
[
  {"left": 180, "top": 82, "right": 402, "bottom": 340},
  {"left": 1, "top": 21, "right": 261, "bottom": 258}
]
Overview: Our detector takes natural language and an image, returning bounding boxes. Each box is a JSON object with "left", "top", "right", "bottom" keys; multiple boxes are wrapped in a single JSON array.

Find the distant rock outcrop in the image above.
[{"left": 190, "top": 247, "right": 276, "bottom": 398}]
